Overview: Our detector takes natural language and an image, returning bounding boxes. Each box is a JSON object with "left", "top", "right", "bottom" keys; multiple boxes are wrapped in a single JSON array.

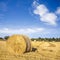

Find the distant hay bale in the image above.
[
  {"left": 34, "top": 40, "right": 36, "bottom": 42},
  {"left": 6, "top": 34, "right": 31, "bottom": 55}
]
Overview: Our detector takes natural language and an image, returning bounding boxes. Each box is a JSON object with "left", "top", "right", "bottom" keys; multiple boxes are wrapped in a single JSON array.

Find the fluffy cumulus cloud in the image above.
[
  {"left": 40, "top": 13, "right": 57, "bottom": 25},
  {"left": 33, "top": 4, "right": 49, "bottom": 16},
  {"left": 33, "top": 1, "right": 58, "bottom": 25}
]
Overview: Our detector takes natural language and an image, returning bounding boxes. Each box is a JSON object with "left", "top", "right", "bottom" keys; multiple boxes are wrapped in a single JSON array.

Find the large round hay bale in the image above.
[{"left": 6, "top": 34, "right": 31, "bottom": 55}]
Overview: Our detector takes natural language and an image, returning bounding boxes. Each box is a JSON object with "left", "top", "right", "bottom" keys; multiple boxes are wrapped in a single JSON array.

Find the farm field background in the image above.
[
  {"left": 0, "top": 39, "right": 60, "bottom": 60},
  {"left": 0, "top": 0, "right": 60, "bottom": 60}
]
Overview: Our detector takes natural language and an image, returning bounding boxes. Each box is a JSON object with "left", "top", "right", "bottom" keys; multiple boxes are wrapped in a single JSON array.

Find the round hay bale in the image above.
[
  {"left": 34, "top": 40, "right": 36, "bottom": 42},
  {"left": 6, "top": 34, "right": 31, "bottom": 55}
]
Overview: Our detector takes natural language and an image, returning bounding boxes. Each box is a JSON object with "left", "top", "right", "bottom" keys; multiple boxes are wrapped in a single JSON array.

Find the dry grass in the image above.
[{"left": 0, "top": 39, "right": 60, "bottom": 60}]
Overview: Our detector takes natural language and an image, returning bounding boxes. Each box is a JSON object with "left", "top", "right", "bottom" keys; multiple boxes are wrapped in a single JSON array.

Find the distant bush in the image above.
[
  {"left": 4, "top": 36, "right": 9, "bottom": 40},
  {"left": 0, "top": 37, "right": 4, "bottom": 40}
]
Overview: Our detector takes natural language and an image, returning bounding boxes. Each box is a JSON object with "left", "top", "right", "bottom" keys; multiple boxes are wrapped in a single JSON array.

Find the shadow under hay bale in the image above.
[{"left": 32, "top": 47, "right": 37, "bottom": 52}]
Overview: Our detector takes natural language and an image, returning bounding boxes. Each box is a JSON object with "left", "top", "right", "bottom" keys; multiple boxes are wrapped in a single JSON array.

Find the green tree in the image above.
[{"left": 4, "top": 36, "right": 9, "bottom": 40}]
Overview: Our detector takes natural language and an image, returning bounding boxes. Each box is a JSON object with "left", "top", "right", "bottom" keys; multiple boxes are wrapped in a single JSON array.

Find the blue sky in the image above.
[{"left": 0, "top": 0, "right": 60, "bottom": 38}]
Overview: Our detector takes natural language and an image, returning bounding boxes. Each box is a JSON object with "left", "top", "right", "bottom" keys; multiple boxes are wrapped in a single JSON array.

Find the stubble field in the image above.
[{"left": 0, "top": 40, "right": 60, "bottom": 60}]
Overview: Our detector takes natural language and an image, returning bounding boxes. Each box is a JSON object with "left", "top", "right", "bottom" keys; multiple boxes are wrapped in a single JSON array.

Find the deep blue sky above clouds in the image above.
[{"left": 0, "top": 0, "right": 60, "bottom": 38}]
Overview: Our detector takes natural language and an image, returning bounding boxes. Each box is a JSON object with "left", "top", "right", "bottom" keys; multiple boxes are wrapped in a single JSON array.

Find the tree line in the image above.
[
  {"left": 0, "top": 36, "right": 60, "bottom": 42},
  {"left": 31, "top": 37, "right": 60, "bottom": 42},
  {"left": 0, "top": 36, "right": 9, "bottom": 41}
]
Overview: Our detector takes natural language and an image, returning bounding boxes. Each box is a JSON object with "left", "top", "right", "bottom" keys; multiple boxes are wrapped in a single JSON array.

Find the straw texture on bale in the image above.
[{"left": 6, "top": 34, "right": 31, "bottom": 55}]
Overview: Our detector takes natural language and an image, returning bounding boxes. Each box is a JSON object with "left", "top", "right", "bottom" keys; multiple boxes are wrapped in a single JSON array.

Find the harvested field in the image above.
[{"left": 0, "top": 38, "right": 60, "bottom": 60}]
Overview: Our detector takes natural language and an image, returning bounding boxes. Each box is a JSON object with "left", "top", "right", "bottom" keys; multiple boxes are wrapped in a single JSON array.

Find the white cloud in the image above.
[
  {"left": 0, "top": 28, "right": 45, "bottom": 34},
  {"left": 33, "top": 4, "right": 49, "bottom": 16},
  {"left": 56, "top": 7, "right": 60, "bottom": 15},
  {"left": 0, "top": 27, "right": 60, "bottom": 38},
  {"left": 32, "top": 0, "right": 39, "bottom": 7},
  {"left": 33, "top": 1, "right": 58, "bottom": 25},
  {"left": 40, "top": 13, "right": 57, "bottom": 25}
]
